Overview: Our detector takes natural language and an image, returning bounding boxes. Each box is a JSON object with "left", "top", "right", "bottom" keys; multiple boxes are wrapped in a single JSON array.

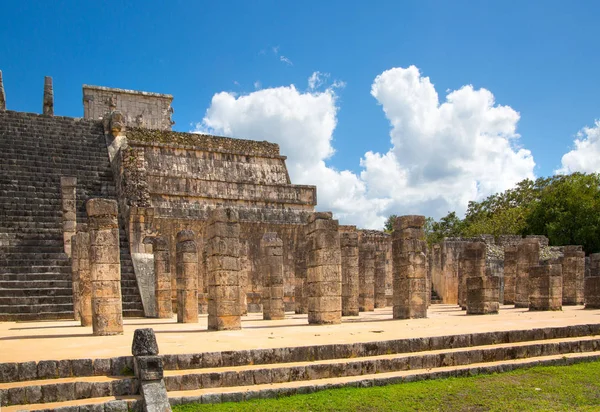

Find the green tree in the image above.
[
  {"left": 383, "top": 214, "right": 398, "bottom": 234},
  {"left": 524, "top": 173, "right": 600, "bottom": 253}
]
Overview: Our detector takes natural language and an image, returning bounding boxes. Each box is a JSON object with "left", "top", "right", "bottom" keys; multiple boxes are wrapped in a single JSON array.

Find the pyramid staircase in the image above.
[
  {"left": 0, "top": 323, "right": 599, "bottom": 410},
  {"left": 0, "top": 110, "right": 144, "bottom": 321}
]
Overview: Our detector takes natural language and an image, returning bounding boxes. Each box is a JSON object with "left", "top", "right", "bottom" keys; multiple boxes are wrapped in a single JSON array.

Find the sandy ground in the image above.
[{"left": 1, "top": 304, "right": 599, "bottom": 363}]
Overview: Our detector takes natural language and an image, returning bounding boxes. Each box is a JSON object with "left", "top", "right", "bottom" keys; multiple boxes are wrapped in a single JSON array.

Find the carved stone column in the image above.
[
  {"left": 76, "top": 229, "right": 92, "bottom": 327},
  {"left": 87, "top": 199, "right": 123, "bottom": 336},
  {"left": 514, "top": 238, "right": 540, "bottom": 308},
  {"left": 152, "top": 237, "right": 173, "bottom": 319},
  {"left": 43, "top": 76, "right": 53, "bottom": 115},
  {"left": 561, "top": 245, "right": 585, "bottom": 305},
  {"left": 339, "top": 226, "right": 359, "bottom": 316},
  {"left": 502, "top": 245, "right": 518, "bottom": 304},
  {"left": 392, "top": 215, "right": 428, "bottom": 319},
  {"left": 584, "top": 253, "right": 600, "bottom": 309},
  {"left": 529, "top": 262, "right": 563, "bottom": 311},
  {"left": 260, "top": 232, "right": 285, "bottom": 320},
  {"left": 60, "top": 177, "right": 77, "bottom": 257},
  {"left": 207, "top": 208, "right": 242, "bottom": 330},
  {"left": 176, "top": 230, "right": 198, "bottom": 323},
  {"left": 358, "top": 239, "right": 375, "bottom": 312},
  {"left": 306, "top": 212, "right": 342, "bottom": 325}
]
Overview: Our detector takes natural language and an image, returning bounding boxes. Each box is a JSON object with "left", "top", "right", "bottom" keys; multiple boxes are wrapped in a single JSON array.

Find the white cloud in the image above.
[
  {"left": 254, "top": 81, "right": 261, "bottom": 90},
  {"left": 308, "top": 71, "right": 329, "bottom": 90},
  {"left": 367, "top": 66, "right": 535, "bottom": 219},
  {"left": 194, "top": 66, "right": 536, "bottom": 229},
  {"left": 557, "top": 120, "right": 600, "bottom": 174},
  {"left": 280, "top": 55, "right": 293, "bottom": 66}
]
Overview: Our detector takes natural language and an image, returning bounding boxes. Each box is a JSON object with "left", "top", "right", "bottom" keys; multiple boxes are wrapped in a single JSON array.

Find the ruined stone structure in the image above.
[
  {"left": 358, "top": 239, "right": 375, "bottom": 312},
  {"left": 514, "top": 238, "right": 540, "bottom": 308},
  {"left": 561, "top": 246, "right": 585, "bottom": 305},
  {"left": 306, "top": 212, "right": 342, "bottom": 325},
  {"left": 529, "top": 262, "right": 563, "bottom": 311},
  {"left": 503, "top": 245, "right": 518, "bottom": 304},
  {"left": 585, "top": 254, "right": 600, "bottom": 309},
  {"left": 83, "top": 85, "right": 174, "bottom": 131},
  {"left": 339, "top": 226, "right": 359, "bottom": 316},
  {"left": 206, "top": 209, "right": 242, "bottom": 330},
  {"left": 176, "top": 230, "right": 199, "bottom": 324},
  {"left": 87, "top": 199, "right": 123, "bottom": 336},
  {"left": 151, "top": 237, "right": 173, "bottom": 318},
  {"left": 463, "top": 242, "right": 500, "bottom": 315},
  {"left": 392, "top": 215, "right": 427, "bottom": 319},
  {"left": 260, "top": 232, "right": 285, "bottom": 320},
  {"left": 293, "top": 229, "right": 308, "bottom": 314},
  {"left": 43, "top": 76, "right": 54, "bottom": 116}
]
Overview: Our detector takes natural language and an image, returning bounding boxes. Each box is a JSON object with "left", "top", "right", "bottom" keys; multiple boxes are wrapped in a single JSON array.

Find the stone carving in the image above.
[
  {"left": 392, "top": 215, "right": 428, "bottom": 319},
  {"left": 75, "top": 228, "right": 92, "bottom": 326},
  {"left": 176, "top": 230, "right": 199, "bottom": 323},
  {"left": 339, "top": 226, "right": 359, "bottom": 316},
  {"left": 71, "top": 234, "right": 81, "bottom": 322},
  {"left": 132, "top": 328, "right": 172, "bottom": 412},
  {"left": 306, "top": 212, "right": 342, "bottom": 325},
  {"left": 374, "top": 246, "right": 387, "bottom": 308},
  {"left": 87, "top": 199, "right": 123, "bottom": 336},
  {"left": 260, "top": 232, "right": 285, "bottom": 320},
  {"left": 294, "top": 229, "right": 308, "bottom": 314},
  {"left": 43, "top": 76, "right": 53, "bottom": 116},
  {"left": 207, "top": 208, "right": 242, "bottom": 330}
]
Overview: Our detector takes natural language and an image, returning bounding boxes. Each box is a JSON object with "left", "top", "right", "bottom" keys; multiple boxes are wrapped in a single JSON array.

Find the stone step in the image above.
[
  {"left": 0, "top": 266, "right": 71, "bottom": 274},
  {"left": 169, "top": 351, "right": 600, "bottom": 407},
  {"left": 160, "top": 335, "right": 600, "bottom": 393},
  {"left": 0, "top": 273, "right": 71, "bottom": 282},
  {"left": 0, "top": 287, "right": 72, "bottom": 297},
  {"left": 0, "top": 303, "right": 73, "bottom": 314},
  {"left": 0, "top": 296, "right": 74, "bottom": 306},
  {"left": 0, "top": 311, "right": 74, "bottom": 322},
  {"left": 0, "top": 280, "right": 72, "bottom": 289}
]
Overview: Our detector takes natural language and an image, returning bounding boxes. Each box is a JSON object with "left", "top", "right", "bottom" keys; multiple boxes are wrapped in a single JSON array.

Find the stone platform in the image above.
[
  {"left": 0, "top": 305, "right": 597, "bottom": 363},
  {"left": 2, "top": 305, "right": 600, "bottom": 411}
]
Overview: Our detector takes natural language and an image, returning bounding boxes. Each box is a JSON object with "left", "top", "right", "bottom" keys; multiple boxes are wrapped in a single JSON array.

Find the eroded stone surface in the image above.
[
  {"left": 176, "top": 230, "right": 198, "bottom": 324},
  {"left": 260, "top": 233, "right": 285, "bottom": 320}
]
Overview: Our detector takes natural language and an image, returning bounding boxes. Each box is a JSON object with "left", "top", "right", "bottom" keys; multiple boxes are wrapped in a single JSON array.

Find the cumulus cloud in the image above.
[
  {"left": 194, "top": 66, "right": 536, "bottom": 229},
  {"left": 366, "top": 65, "right": 536, "bottom": 219},
  {"left": 557, "top": 120, "right": 600, "bottom": 174}
]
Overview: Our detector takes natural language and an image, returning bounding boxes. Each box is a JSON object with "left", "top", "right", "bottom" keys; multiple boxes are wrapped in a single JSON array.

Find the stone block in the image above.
[{"left": 71, "top": 359, "right": 93, "bottom": 377}]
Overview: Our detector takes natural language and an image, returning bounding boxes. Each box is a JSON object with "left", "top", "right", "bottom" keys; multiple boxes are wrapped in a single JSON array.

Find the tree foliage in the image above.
[{"left": 383, "top": 173, "right": 600, "bottom": 253}]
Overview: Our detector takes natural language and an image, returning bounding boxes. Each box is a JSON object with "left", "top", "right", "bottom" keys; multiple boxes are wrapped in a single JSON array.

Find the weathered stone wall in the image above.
[
  {"left": 260, "top": 232, "right": 285, "bottom": 320},
  {"left": 83, "top": 85, "right": 174, "bottom": 131},
  {"left": 358, "top": 238, "right": 375, "bottom": 312},
  {"left": 113, "top": 129, "right": 315, "bottom": 314},
  {"left": 358, "top": 230, "right": 391, "bottom": 309},
  {"left": 503, "top": 246, "right": 518, "bottom": 304}
]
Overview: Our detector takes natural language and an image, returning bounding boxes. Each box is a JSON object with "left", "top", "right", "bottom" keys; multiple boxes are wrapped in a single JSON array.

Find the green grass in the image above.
[{"left": 173, "top": 360, "right": 600, "bottom": 412}]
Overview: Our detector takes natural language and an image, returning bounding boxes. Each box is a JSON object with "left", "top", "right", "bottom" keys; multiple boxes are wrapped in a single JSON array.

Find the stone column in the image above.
[
  {"left": 585, "top": 254, "right": 600, "bottom": 309},
  {"left": 392, "top": 215, "right": 428, "bottom": 319},
  {"left": 260, "top": 232, "right": 285, "bottom": 320},
  {"left": 76, "top": 229, "right": 92, "bottom": 327},
  {"left": 340, "top": 227, "right": 359, "bottom": 316},
  {"left": 294, "top": 229, "right": 308, "bottom": 314},
  {"left": 60, "top": 177, "right": 77, "bottom": 257},
  {"left": 514, "top": 238, "right": 540, "bottom": 308},
  {"left": 198, "top": 248, "right": 208, "bottom": 314},
  {"left": 152, "top": 237, "right": 173, "bottom": 319},
  {"left": 561, "top": 245, "right": 585, "bottom": 305},
  {"left": 358, "top": 238, "right": 375, "bottom": 312},
  {"left": 71, "top": 234, "right": 81, "bottom": 321},
  {"left": 502, "top": 245, "right": 518, "bottom": 304},
  {"left": 207, "top": 208, "right": 242, "bottom": 331},
  {"left": 306, "top": 212, "right": 342, "bottom": 325},
  {"left": 529, "top": 262, "right": 563, "bottom": 311},
  {"left": 87, "top": 199, "right": 123, "bottom": 336},
  {"left": 464, "top": 242, "right": 500, "bottom": 315},
  {"left": 0, "top": 70, "right": 6, "bottom": 111},
  {"left": 374, "top": 244, "right": 388, "bottom": 308},
  {"left": 43, "top": 76, "right": 53, "bottom": 116},
  {"left": 176, "top": 230, "right": 198, "bottom": 323}
]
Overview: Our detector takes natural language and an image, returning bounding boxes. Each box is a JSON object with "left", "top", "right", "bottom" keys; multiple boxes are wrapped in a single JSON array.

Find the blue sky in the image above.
[{"left": 1, "top": 1, "right": 599, "bottom": 228}]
